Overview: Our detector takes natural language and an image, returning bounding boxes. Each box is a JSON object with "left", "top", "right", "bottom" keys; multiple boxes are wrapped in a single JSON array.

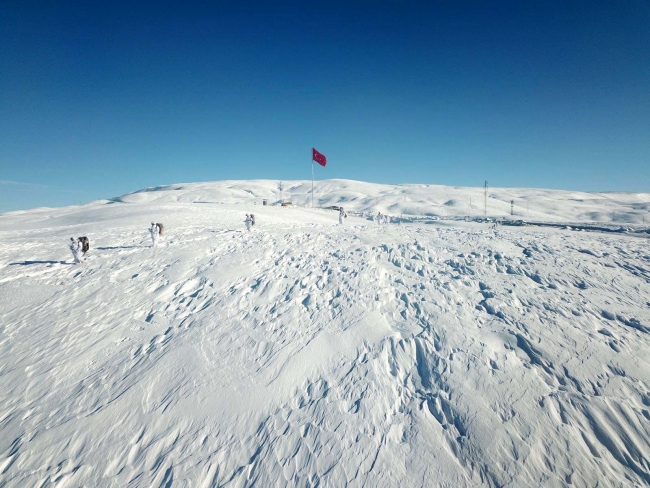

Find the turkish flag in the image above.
[{"left": 312, "top": 148, "right": 327, "bottom": 167}]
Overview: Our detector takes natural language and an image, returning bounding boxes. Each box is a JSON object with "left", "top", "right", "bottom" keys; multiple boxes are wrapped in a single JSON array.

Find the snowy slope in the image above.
[
  {"left": 1, "top": 180, "right": 650, "bottom": 487},
  {"left": 107, "top": 179, "right": 650, "bottom": 224}
]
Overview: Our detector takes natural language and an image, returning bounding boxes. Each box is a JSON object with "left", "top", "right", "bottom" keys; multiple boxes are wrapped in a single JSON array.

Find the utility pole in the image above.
[
  {"left": 511, "top": 200, "right": 514, "bottom": 216},
  {"left": 484, "top": 181, "right": 488, "bottom": 217}
]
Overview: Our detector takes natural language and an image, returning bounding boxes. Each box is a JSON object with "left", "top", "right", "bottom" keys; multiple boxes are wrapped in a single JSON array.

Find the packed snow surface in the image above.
[{"left": 1, "top": 179, "right": 650, "bottom": 487}]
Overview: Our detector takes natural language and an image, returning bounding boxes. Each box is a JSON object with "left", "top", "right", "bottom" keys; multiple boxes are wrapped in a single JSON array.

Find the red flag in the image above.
[{"left": 312, "top": 148, "right": 327, "bottom": 167}]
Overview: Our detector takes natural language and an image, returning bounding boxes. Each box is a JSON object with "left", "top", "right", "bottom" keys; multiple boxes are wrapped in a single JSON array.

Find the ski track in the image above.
[{"left": 0, "top": 203, "right": 649, "bottom": 487}]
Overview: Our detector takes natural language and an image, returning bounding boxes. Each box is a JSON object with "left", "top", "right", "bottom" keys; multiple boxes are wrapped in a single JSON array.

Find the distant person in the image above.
[
  {"left": 150, "top": 222, "right": 163, "bottom": 247},
  {"left": 245, "top": 214, "right": 253, "bottom": 231},
  {"left": 339, "top": 207, "right": 347, "bottom": 225},
  {"left": 250, "top": 214, "right": 256, "bottom": 227},
  {"left": 384, "top": 215, "right": 390, "bottom": 224},
  {"left": 69, "top": 237, "right": 84, "bottom": 264},
  {"left": 376, "top": 212, "right": 382, "bottom": 224}
]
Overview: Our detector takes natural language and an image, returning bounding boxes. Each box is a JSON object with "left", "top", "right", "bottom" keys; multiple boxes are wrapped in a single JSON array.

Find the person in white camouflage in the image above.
[
  {"left": 339, "top": 207, "right": 347, "bottom": 225},
  {"left": 69, "top": 237, "right": 84, "bottom": 264},
  {"left": 149, "top": 222, "right": 160, "bottom": 247}
]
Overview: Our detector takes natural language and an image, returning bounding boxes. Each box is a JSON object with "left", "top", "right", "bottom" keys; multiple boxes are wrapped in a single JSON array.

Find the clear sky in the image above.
[{"left": 1, "top": 1, "right": 649, "bottom": 212}]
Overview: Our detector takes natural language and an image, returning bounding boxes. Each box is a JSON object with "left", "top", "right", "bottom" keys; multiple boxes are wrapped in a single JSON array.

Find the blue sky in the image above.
[{"left": 1, "top": 1, "right": 649, "bottom": 211}]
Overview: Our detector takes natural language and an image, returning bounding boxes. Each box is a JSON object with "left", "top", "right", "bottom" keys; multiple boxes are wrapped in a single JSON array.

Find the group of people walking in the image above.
[
  {"left": 67, "top": 208, "right": 376, "bottom": 264},
  {"left": 376, "top": 212, "right": 390, "bottom": 224},
  {"left": 68, "top": 223, "right": 165, "bottom": 265}
]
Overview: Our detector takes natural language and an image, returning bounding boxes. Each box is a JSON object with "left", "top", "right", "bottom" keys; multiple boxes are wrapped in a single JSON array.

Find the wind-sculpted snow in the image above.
[{"left": 0, "top": 190, "right": 650, "bottom": 487}]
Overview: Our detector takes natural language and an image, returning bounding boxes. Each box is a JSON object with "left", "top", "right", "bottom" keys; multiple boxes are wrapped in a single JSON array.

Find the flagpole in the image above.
[{"left": 311, "top": 155, "right": 314, "bottom": 208}]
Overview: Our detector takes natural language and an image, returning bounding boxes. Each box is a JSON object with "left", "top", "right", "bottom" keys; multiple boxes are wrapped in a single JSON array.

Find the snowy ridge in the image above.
[
  {"left": 110, "top": 179, "right": 650, "bottom": 224},
  {"left": 0, "top": 180, "right": 649, "bottom": 487}
]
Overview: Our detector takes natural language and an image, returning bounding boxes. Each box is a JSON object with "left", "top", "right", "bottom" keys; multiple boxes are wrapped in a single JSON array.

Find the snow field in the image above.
[{"left": 0, "top": 181, "right": 649, "bottom": 487}]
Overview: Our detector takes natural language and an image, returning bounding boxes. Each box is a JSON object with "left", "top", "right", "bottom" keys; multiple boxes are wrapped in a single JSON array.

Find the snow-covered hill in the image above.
[
  {"left": 1, "top": 180, "right": 649, "bottom": 487},
  {"left": 109, "top": 179, "right": 650, "bottom": 224}
]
